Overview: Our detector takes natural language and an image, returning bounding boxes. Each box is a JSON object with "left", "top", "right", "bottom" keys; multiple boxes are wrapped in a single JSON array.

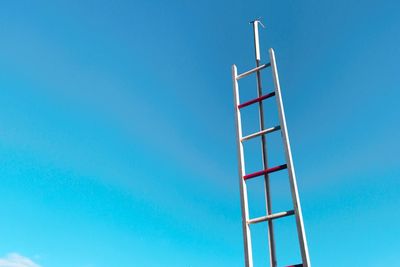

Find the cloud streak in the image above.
[{"left": 0, "top": 253, "right": 41, "bottom": 267}]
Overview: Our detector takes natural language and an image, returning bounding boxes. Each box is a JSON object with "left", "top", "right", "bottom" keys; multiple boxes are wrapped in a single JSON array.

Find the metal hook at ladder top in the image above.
[
  {"left": 250, "top": 18, "right": 278, "bottom": 267},
  {"left": 231, "top": 19, "right": 311, "bottom": 267}
]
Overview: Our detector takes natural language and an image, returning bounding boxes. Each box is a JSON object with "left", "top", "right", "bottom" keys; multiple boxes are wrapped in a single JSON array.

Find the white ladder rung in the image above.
[
  {"left": 247, "top": 210, "right": 295, "bottom": 225},
  {"left": 236, "top": 63, "right": 271, "bottom": 80},
  {"left": 241, "top": 125, "right": 281, "bottom": 142}
]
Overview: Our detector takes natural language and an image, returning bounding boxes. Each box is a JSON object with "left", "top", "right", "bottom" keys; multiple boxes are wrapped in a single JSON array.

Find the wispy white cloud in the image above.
[{"left": 0, "top": 253, "right": 41, "bottom": 267}]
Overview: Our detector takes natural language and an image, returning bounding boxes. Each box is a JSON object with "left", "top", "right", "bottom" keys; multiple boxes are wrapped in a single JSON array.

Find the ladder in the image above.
[{"left": 231, "top": 20, "right": 311, "bottom": 267}]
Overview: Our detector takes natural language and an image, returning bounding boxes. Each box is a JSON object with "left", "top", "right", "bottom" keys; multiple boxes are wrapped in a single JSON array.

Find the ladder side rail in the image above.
[
  {"left": 232, "top": 65, "right": 253, "bottom": 267},
  {"left": 252, "top": 20, "right": 277, "bottom": 267},
  {"left": 269, "top": 48, "right": 311, "bottom": 267}
]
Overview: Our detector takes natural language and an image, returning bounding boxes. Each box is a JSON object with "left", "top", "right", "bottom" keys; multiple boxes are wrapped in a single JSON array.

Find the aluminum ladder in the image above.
[{"left": 231, "top": 20, "right": 311, "bottom": 267}]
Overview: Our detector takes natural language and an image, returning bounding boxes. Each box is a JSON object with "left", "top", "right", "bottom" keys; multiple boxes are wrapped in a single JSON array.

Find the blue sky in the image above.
[{"left": 0, "top": 0, "right": 398, "bottom": 266}]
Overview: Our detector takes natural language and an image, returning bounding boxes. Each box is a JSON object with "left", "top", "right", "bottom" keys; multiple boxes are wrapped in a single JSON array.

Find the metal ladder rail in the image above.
[
  {"left": 269, "top": 48, "right": 311, "bottom": 267},
  {"left": 232, "top": 64, "right": 253, "bottom": 267},
  {"left": 251, "top": 20, "right": 277, "bottom": 267}
]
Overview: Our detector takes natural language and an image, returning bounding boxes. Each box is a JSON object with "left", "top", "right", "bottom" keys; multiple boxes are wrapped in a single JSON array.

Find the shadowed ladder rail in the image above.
[{"left": 231, "top": 19, "right": 311, "bottom": 267}]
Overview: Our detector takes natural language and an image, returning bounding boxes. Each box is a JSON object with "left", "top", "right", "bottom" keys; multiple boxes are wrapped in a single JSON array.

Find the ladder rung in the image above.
[
  {"left": 286, "top": 265, "right": 303, "bottom": 267},
  {"left": 236, "top": 63, "right": 271, "bottom": 80},
  {"left": 238, "top": 92, "right": 275, "bottom": 109},
  {"left": 243, "top": 164, "right": 287, "bottom": 180},
  {"left": 241, "top": 125, "right": 281, "bottom": 142},
  {"left": 248, "top": 210, "right": 295, "bottom": 224}
]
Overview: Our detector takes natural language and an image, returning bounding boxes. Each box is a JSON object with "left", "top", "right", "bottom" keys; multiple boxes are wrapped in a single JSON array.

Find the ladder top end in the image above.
[
  {"left": 249, "top": 18, "right": 265, "bottom": 28},
  {"left": 269, "top": 47, "right": 275, "bottom": 54}
]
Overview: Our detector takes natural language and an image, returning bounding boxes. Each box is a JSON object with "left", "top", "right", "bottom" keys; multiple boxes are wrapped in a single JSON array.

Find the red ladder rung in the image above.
[
  {"left": 243, "top": 164, "right": 287, "bottom": 180},
  {"left": 238, "top": 91, "right": 275, "bottom": 109}
]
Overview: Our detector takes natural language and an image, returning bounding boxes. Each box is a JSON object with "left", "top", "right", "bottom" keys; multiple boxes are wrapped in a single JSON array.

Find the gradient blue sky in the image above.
[{"left": 0, "top": 1, "right": 399, "bottom": 266}]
